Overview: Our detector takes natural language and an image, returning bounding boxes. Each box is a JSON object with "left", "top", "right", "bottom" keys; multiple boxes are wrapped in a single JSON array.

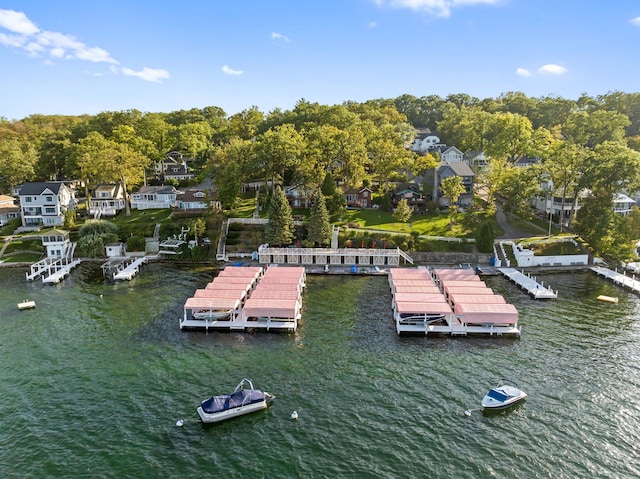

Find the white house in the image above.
[
  {"left": 0, "top": 194, "right": 20, "bottom": 226},
  {"left": 410, "top": 130, "right": 444, "bottom": 153},
  {"left": 463, "top": 150, "right": 487, "bottom": 169},
  {"left": 130, "top": 185, "right": 178, "bottom": 210},
  {"left": 613, "top": 193, "right": 636, "bottom": 216},
  {"left": 88, "top": 183, "right": 126, "bottom": 217},
  {"left": 438, "top": 146, "right": 464, "bottom": 163},
  {"left": 19, "top": 181, "right": 75, "bottom": 228},
  {"left": 41, "top": 229, "right": 72, "bottom": 258}
]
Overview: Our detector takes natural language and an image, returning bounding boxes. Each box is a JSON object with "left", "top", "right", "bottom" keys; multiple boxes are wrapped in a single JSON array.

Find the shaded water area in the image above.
[{"left": 1, "top": 263, "right": 640, "bottom": 478}]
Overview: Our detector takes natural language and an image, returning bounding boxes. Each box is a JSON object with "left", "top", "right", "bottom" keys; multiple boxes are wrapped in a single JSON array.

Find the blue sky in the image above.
[{"left": 1, "top": 0, "right": 640, "bottom": 120}]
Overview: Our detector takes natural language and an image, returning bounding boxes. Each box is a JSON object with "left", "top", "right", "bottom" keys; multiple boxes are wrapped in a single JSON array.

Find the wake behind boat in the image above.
[
  {"left": 481, "top": 378, "right": 527, "bottom": 411},
  {"left": 196, "top": 378, "right": 274, "bottom": 424}
]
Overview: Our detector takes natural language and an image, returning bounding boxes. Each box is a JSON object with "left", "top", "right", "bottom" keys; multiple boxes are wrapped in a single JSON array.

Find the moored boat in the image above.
[
  {"left": 196, "top": 378, "right": 274, "bottom": 424},
  {"left": 481, "top": 378, "right": 527, "bottom": 411}
]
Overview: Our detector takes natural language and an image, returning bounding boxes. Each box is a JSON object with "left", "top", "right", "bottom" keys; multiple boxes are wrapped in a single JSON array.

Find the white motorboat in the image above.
[
  {"left": 481, "top": 378, "right": 527, "bottom": 411},
  {"left": 196, "top": 378, "right": 274, "bottom": 424}
]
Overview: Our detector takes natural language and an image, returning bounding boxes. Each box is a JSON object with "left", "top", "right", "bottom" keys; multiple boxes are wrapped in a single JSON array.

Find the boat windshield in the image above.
[{"left": 487, "top": 389, "right": 510, "bottom": 401}]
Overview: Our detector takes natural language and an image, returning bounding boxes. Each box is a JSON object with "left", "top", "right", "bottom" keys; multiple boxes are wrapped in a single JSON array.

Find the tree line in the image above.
[{"left": 2, "top": 90, "right": 640, "bottom": 259}]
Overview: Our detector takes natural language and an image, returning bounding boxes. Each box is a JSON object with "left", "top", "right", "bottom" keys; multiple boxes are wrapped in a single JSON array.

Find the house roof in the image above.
[
  {"left": 0, "top": 194, "right": 16, "bottom": 204},
  {"left": 514, "top": 157, "right": 540, "bottom": 167},
  {"left": 438, "top": 161, "right": 475, "bottom": 177},
  {"left": 94, "top": 183, "right": 122, "bottom": 192},
  {"left": 19, "top": 181, "right": 66, "bottom": 196},
  {"left": 178, "top": 189, "right": 208, "bottom": 203},
  {"left": 0, "top": 206, "right": 19, "bottom": 215},
  {"left": 137, "top": 185, "right": 177, "bottom": 195}
]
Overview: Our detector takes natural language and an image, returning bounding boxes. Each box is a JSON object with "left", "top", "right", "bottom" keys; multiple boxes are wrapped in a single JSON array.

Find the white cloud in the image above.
[
  {"left": 222, "top": 65, "right": 243, "bottom": 75},
  {"left": 0, "top": 8, "right": 170, "bottom": 82},
  {"left": 515, "top": 67, "right": 531, "bottom": 77},
  {"left": 369, "top": 21, "right": 378, "bottom": 28},
  {"left": 0, "top": 9, "right": 39, "bottom": 35},
  {"left": 374, "top": 0, "right": 501, "bottom": 18},
  {"left": 538, "top": 64, "right": 568, "bottom": 75},
  {"left": 631, "top": 16, "right": 640, "bottom": 26},
  {"left": 0, "top": 32, "right": 26, "bottom": 48},
  {"left": 120, "top": 67, "right": 170, "bottom": 83},
  {"left": 271, "top": 32, "right": 290, "bottom": 42}
]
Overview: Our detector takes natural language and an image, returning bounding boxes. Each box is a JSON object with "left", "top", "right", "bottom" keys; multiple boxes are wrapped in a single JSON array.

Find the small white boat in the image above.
[
  {"left": 196, "top": 378, "right": 274, "bottom": 424},
  {"left": 17, "top": 300, "right": 36, "bottom": 310},
  {"left": 192, "top": 310, "right": 232, "bottom": 320},
  {"left": 481, "top": 378, "right": 527, "bottom": 411}
]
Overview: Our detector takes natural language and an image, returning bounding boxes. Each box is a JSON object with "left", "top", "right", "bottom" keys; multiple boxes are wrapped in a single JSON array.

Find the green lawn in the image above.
[
  {"left": 1, "top": 252, "right": 42, "bottom": 263},
  {"left": 109, "top": 208, "right": 173, "bottom": 227},
  {"left": 338, "top": 209, "right": 474, "bottom": 238}
]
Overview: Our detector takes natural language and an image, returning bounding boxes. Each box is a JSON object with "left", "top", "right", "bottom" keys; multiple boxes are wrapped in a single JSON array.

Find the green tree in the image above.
[
  {"left": 307, "top": 194, "right": 331, "bottom": 246},
  {"left": 476, "top": 219, "right": 496, "bottom": 253},
  {"left": 0, "top": 137, "right": 37, "bottom": 192},
  {"left": 440, "top": 176, "right": 466, "bottom": 229},
  {"left": 265, "top": 186, "right": 295, "bottom": 246},
  {"left": 254, "top": 124, "right": 304, "bottom": 193},
  {"left": 393, "top": 199, "right": 413, "bottom": 226}
]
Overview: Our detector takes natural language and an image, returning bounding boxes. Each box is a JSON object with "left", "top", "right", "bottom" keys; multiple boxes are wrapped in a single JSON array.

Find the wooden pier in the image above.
[
  {"left": 498, "top": 268, "right": 558, "bottom": 299},
  {"left": 26, "top": 257, "right": 82, "bottom": 284},
  {"left": 590, "top": 266, "right": 640, "bottom": 294},
  {"left": 101, "top": 256, "right": 148, "bottom": 281}
]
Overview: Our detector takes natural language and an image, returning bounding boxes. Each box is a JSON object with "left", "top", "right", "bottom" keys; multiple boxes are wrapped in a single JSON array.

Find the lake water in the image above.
[{"left": 1, "top": 262, "right": 639, "bottom": 478}]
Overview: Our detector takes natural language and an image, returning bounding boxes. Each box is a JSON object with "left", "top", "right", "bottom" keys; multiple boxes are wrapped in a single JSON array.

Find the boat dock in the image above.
[
  {"left": 590, "top": 266, "right": 640, "bottom": 294},
  {"left": 26, "top": 257, "right": 82, "bottom": 284},
  {"left": 498, "top": 268, "right": 558, "bottom": 299},
  {"left": 101, "top": 256, "right": 148, "bottom": 281},
  {"left": 390, "top": 267, "right": 521, "bottom": 337},
  {"left": 181, "top": 266, "right": 306, "bottom": 332}
]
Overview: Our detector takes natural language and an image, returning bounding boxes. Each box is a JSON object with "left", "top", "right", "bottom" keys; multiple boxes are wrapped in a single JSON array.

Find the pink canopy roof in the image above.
[
  {"left": 444, "top": 285, "right": 493, "bottom": 296},
  {"left": 390, "top": 278, "right": 436, "bottom": 287},
  {"left": 442, "top": 280, "right": 490, "bottom": 288},
  {"left": 259, "top": 276, "right": 303, "bottom": 285},
  {"left": 393, "top": 292, "right": 447, "bottom": 303},
  {"left": 448, "top": 293, "right": 506, "bottom": 305},
  {"left": 252, "top": 282, "right": 301, "bottom": 291},
  {"left": 184, "top": 297, "right": 240, "bottom": 310},
  {"left": 209, "top": 276, "right": 256, "bottom": 284},
  {"left": 218, "top": 266, "right": 263, "bottom": 278},
  {"left": 194, "top": 289, "right": 246, "bottom": 299},
  {"left": 242, "top": 298, "right": 300, "bottom": 319},
  {"left": 454, "top": 303, "right": 518, "bottom": 324},
  {"left": 433, "top": 268, "right": 476, "bottom": 278},
  {"left": 263, "top": 266, "right": 305, "bottom": 277},
  {"left": 392, "top": 285, "right": 442, "bottom": 294},
  {"left": 394, "top": 301, "right": 452, "bottom": 314},
  {"left": 437, "top": 274, "right": 482, "bottom": 282},
  {"left": 388, "top": 268, "right": 433, "bottom": 279},
  {"left": 249, "top": 289, "right": 300, "bottom": 300},
  {"left": 205, "top": 281, "right": 252, "bottom": 291}
]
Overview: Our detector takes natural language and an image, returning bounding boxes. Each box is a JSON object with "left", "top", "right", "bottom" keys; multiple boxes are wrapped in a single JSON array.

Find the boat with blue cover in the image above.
[
  {"left": 196, "top": 378, "right": 274, "bottom": 424},
  {"left": 481, "top": 378, "right": 527, "bottom": 411}
]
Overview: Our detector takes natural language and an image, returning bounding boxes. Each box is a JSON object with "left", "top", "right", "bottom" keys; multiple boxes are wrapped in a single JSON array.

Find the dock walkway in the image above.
[
  {"left": 42, "top": 259, "right": 83, "bottom": 284},
  {"left": 498, "top": 268, "right": 558, "bottom": 299},
  {"left": 590, "top": 266, "right": 640, "bottom": 294}
]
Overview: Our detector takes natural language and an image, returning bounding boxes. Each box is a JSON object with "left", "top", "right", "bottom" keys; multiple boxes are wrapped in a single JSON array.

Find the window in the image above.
[
  {"left": 25, "top": 196, "right": 32, "bottom": 203},
  {"left": 44, "top": 207, "right": 56, "bottom": 214},
  {"left": 45, "top": 195, "right": 54, "bottom": 203}
]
